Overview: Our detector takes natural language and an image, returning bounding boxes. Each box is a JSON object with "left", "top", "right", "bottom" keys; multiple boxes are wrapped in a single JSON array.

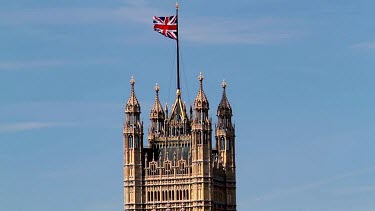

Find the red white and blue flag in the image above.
[{"left": 153, "top": 16, "right": 178, "bottom": 40}]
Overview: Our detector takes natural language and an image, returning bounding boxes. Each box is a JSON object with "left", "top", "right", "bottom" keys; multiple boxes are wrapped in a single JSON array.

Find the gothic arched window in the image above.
[
  {"left": 172, "top": 127, "right": 176, "bottom": 136},
  {"left": 203, "top": 132, "right": 208, "bottom": 144},
  {"left": 220, "top": 137, "right": 225, "bottom": 150},
  {"left": 165, "top": 161, "right": 171, "bottom": 172},
  {"left": 197, "top": 131, "right": 201, "bottom": 145},
  {"left": 134, "top": 135, "right": 139, "bottom": 149},
  {"left": 128, "top": 135, "right": 133, "bottom": 148}
]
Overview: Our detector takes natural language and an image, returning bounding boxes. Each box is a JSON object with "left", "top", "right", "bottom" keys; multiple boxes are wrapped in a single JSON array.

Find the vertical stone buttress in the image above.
[
  {"left": 215, "top": 80, "right": 236, "bottom": 211},
  {"left": 124, "top": 77, "right": 144, "bottom": 210},
  {"left": 191, "top": 73, "right": 213, "bottom": 210}
]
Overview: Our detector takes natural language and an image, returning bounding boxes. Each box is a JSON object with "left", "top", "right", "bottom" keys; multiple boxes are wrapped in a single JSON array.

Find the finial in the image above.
[
  {"left": 130, "top": 76, "right": 136, "bottom": 93},
  {"left": 198, "top": 72, "right": 204, "bottom": 82},
  {"left": 222, "top": 80, "right": 227, "bottom": 89},
  {"left": 155, "top": 83, "right": 160, "bottom": 93},
  {"left": 176, "top": 2, "right": 179, "bottom": 9},
  {"left": 130, "top": 76, "right": 135, "bottom": 86}
]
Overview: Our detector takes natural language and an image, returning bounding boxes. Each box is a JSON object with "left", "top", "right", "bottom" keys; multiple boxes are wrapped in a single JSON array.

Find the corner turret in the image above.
[
  {"left": 123, "top": 76, "right": 144, "bottom": 210},
  {"left": 148, "top": 83, "right": 165, "bottom": 143}
]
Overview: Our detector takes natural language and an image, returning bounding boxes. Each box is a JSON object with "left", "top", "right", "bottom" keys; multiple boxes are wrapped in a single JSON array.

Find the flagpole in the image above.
[{"left": 176, "top": 2, "right": 181, "bottom": 93}]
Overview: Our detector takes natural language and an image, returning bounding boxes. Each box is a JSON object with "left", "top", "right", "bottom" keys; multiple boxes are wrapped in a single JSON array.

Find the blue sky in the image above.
[{"left": 1, "top": 0, "right": 375, "bottom": 210}]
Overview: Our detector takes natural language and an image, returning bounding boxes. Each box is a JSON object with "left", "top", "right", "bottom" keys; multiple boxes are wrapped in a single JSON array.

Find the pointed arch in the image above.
[
  {"left": 128, "top": 135, "right": 133, "bottom": 149},
  {"left": 220, "top": 136, "right": 225, "bottom": 150},
  {"left": 134, "top": 135, "right": 139, "bottom": 149},
  {"left": 197, "top": 131, "right": 201, "bottom": 145}
]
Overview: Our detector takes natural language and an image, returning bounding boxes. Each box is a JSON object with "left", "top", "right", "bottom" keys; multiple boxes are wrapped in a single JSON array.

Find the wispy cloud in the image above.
[
  {"left": 254, "top": 165, "right": 375, "bottom": 202},
  {"left": 0, "top": 60, "right": 68, "bottom": 70},
  {"left": 0, "top": 122, "right": 62, "bottom": 133},
  {"left": 183, "top": 17, "right": 302, "bottom": 45},
  {"left": 0, "top": 2, "right": 301, "bottom": 45},
  {"left": 351, "top": 41, "right": 375, "bottom": 49},
  {"left": 0, "top": 101, "right": 123, "bottom": 129},
  {"left": 0, "top": 1, "right": 162, "bottom": 26},
  {"left": 0, "top": 58, "right": 116, "bottom": 71},
  {"left": 333, "top": 185, "right": 375, "bottom": 196}
]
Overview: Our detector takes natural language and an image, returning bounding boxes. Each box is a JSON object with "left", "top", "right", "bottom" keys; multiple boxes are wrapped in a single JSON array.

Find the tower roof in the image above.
[
  {"left": 217, "top": 80, "right": 232, "bottom": 116},
  {"left": 125, "top": 76, "right": 141, "bottom": 113},
  {"left": 150, "top": 83, "right": 165, "bottom": 119},
  {"left": 169, "top": 89, "right": 187, "bottom": 121},
  {"left": 194, "top": 72, "right": 209, "bottom": 110}
]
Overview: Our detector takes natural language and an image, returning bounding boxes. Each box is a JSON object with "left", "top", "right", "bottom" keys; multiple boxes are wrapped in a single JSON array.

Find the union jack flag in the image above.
[{"left": 153, "top": 16, "right": 178, "bottom": 40}]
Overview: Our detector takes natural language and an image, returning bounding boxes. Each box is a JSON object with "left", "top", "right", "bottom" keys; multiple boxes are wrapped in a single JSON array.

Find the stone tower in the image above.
[
  {"left": 123, "top": 73, "right": 236, "bottom": 211},
  {"left": 123, "top": 77, "right": 144, "bottom": 210}
]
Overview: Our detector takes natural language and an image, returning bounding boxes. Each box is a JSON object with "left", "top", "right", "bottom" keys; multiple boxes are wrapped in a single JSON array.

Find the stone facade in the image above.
[{"left": 124, "top": 73, "right": 236, "bottom": 211}]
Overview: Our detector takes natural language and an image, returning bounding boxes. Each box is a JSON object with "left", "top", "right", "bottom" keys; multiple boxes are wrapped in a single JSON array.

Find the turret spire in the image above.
[
  {"left": 217, "top": 80, "right": 233, "bottom": 130},
  {"left": 150, "top": 83, "right": 165, "bottom": 120},
  {"left": 125, "top": 76, "right": 141, "bottom": 114},
  {"left": 149, "top": 83, "right": 165, "bottom": 136},
  {"left": 194, "top": 72, "right": 209, "bottom": 113},
  {"left": 218, "top": 80, "right": 232, "bottom": 113}
]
